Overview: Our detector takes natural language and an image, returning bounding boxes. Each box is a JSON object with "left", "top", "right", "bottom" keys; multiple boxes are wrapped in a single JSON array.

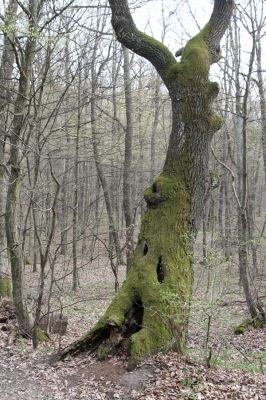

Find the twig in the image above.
[{"left": 211, "top": 146, "right": 241, "bottom": 209}]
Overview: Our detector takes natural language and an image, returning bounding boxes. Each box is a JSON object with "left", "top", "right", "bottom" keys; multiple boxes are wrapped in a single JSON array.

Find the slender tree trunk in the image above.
[
  {"left": 247, "top": 160, "right": 260, "bottom": 276},
  {"left": 72, "top": 69, "right": 82, "bottom": 292},
  {"left": 224, "top": 174, "right": 232, "bottom": 259},
  {"left": 255, "top": 23, "right": 266, "bottom": 180},
  {"left": 122, "top": 46, "right": 134, "bottom": 272},
  {"left": 5, "top": 0, "right": 39, "bottom": 334},
  {"left": 221, "top": 32, "right": 233, "bottom": 260},
  {"left": 60, "top": 34, "right": 71, "bottom": 256},
  {"left": 235, "top": 19, "right": 265, "bottom": 323},
  {"left": 0, "top": 0, "right": 18, "bottom": 298},
  {"left": 218, "top": 176, "right": 225, "bottom": 248},
  {"left": 81, "top": 162, "right": 90, "bottom": 256},
  {"left": 137, "top": 63, "right": 146, "bottom": 219},
  {"left": 90, "top": 21, "right": 121, "bottom": 289},
  {"left": 32, "top": 162, "right": 60, "bottom": 348},
  {"left": 110, "top": 40, "right": 120, "bottom": 229},
  {"left": 150, "top": 75, "right": 161, "bottom": 181}
]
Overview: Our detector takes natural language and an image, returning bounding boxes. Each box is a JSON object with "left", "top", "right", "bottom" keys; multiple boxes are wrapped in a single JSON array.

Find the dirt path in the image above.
[
  {"left": 1, "top": 337, "right": 266, "bottom": 400},
  {"left": 0, "top": 343, "right": 155, "bottom": 400},
  {"left": 0, "top": 358, "right": 58, "bottom": 400},
  {"left": 0, "top": 366, "right": 42, "bottom": 399}
]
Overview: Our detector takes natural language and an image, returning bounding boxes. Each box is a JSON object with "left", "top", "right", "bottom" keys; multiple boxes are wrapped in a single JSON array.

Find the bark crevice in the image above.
[{"left": 156, "top": 256, "right": 164, "bottom": 284}]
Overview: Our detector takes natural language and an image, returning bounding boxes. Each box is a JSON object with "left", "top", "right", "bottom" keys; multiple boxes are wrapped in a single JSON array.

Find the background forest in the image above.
[{"left": 0, "top": 0, "right": 266, "bottom": 399}]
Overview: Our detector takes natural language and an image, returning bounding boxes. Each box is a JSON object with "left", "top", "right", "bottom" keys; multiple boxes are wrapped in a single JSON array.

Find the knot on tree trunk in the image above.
[{"left": 144, "top": 182, "right": 166, "bottom": 208}]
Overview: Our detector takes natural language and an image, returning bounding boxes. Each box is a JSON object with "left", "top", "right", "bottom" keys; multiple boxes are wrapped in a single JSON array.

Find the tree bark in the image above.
[
  {"left": 5, "top": 0, "right": 39, "bottom": 334},
  {"left": 254, "top": 3, "right": 266, "bottom": 181},
  {"left": 231, "top": 5, "right": 265, "bottom": 324},
  {"left": 122, "top": 46, "right": 134, "bottom": 272},
  {"left": 60, "top": 33, "right": 71, "bottom": 256},
  {"left": 150, "top": 74, "right": 161, "bottom": 181},
  {"left": 59, "top": 0, "right": 234, "bottom": 365},
  {"left": 0, "top": 0, "right": 18, "bottom": 298},
  {"left": 72, "top": 68, "right": 82, "bottom": 292},
  {"left": 236, "top": 25, "right": 265, "bottom": 323}
]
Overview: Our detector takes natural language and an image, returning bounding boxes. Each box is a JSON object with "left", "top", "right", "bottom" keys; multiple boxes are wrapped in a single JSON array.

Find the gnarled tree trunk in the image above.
[{"left": 59, "top": 0, "right": 234, "bottom": 366}]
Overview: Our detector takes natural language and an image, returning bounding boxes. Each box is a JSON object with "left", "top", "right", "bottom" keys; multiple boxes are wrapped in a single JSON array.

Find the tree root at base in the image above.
[{"left": 56, "top": 297, "right": 144, "bottom": 368}]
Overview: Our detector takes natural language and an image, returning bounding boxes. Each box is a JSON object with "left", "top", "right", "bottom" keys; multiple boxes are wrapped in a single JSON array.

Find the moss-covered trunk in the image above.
[
  {"left": 59, "top": 0, "right": 233, "bottom": 366},
  {"left": 60, "top": 172, "right": 193, "bottom": 364},
  {"left": 59, "top": 45, "right": 220, "bottom": 365}
]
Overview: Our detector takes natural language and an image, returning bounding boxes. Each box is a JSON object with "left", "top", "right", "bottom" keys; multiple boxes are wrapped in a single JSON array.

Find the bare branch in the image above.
[
  {"left": 211, "top": 146, "right": 241, "bottom": 209},
  {"left": 108, "top": 0, "right": 177, "bottom": 82}
]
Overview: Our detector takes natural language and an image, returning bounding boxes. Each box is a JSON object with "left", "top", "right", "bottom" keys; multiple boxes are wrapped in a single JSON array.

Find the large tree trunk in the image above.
[{"left": 59, "top": 0, "right": 233, "bottom": 365}]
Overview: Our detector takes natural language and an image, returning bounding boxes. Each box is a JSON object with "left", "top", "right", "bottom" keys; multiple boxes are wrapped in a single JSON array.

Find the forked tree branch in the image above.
[{"left": 108, "top": 0, "right": 234, "bottom": 78}]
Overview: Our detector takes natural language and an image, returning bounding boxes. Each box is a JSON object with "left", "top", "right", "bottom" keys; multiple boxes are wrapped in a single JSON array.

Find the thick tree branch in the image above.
[
  {"left": 108, "top": 0, "right": 176, "bottom": 83},
  {"left": 208, "top": 0, "right": 235, "bottom": 62}
]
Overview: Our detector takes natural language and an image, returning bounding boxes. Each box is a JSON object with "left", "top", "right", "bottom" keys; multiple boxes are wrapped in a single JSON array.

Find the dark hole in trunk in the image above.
[
  {"left": 122, "top": 297, "right": 144, "bottom": 338},
  {"left": 69, "top": 325, "right": 111, "bottom": 356},
  {"left": 142, "top": 241, "right": 148, "bottom": 256},
  {"left": 88, "top": 327, "right": 110, "bottom": 352},
  {"left": 152, "top": 183, "right": 157, "bottom": 193},
  {"left": 157, "top": 256, "right": 164, "bottom": 283}
]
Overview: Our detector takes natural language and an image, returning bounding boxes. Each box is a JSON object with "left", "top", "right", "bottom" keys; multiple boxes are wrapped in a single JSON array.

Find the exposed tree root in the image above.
[{"left": 58, "top": 296, "right": 144, "bottom": 367}]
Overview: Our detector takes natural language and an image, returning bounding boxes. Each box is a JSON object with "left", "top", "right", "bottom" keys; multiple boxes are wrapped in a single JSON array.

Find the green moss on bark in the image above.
[
  {"left": 0, "top": 275, "right": 12, "bottom": 298},
  {"left": 234, "top": 318, "right": 265, "bottom": 335},
  {"left": 59, "top": 173, "right": 193, "bottom": 366},
  {"left": 100, "top": 173, "right": 192, "bottom": 360},
  {"left": 165, "top": 24, "right": 210, "bottom": 87},
  {"left": 163, "top": 22, "right": 221, "bottom": 135},
  {"left": 137, "top": 30, "right": 176, "bottom": 68},
  {"left": 209, "top": 114, "right": 223, "bottom": 132},
  {"left": 36, "top": 326, "right": 49, "bottom": 342}
]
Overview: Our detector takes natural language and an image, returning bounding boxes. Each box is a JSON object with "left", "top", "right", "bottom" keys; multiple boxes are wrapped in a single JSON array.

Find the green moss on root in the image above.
[
  {"left": 234, "top": 319, "right": 265, "bottom": 335},
  {"left": 97, "top": 341, "right": 114, "bottom": 360},
  {"left": 36, "top": 327, "right": 49, "bottom": 342}
]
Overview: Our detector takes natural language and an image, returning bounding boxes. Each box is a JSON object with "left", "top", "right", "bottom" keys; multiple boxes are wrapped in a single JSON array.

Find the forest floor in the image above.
[{"left": 0, "top": 249, "right": 266, "bottom": 399}]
